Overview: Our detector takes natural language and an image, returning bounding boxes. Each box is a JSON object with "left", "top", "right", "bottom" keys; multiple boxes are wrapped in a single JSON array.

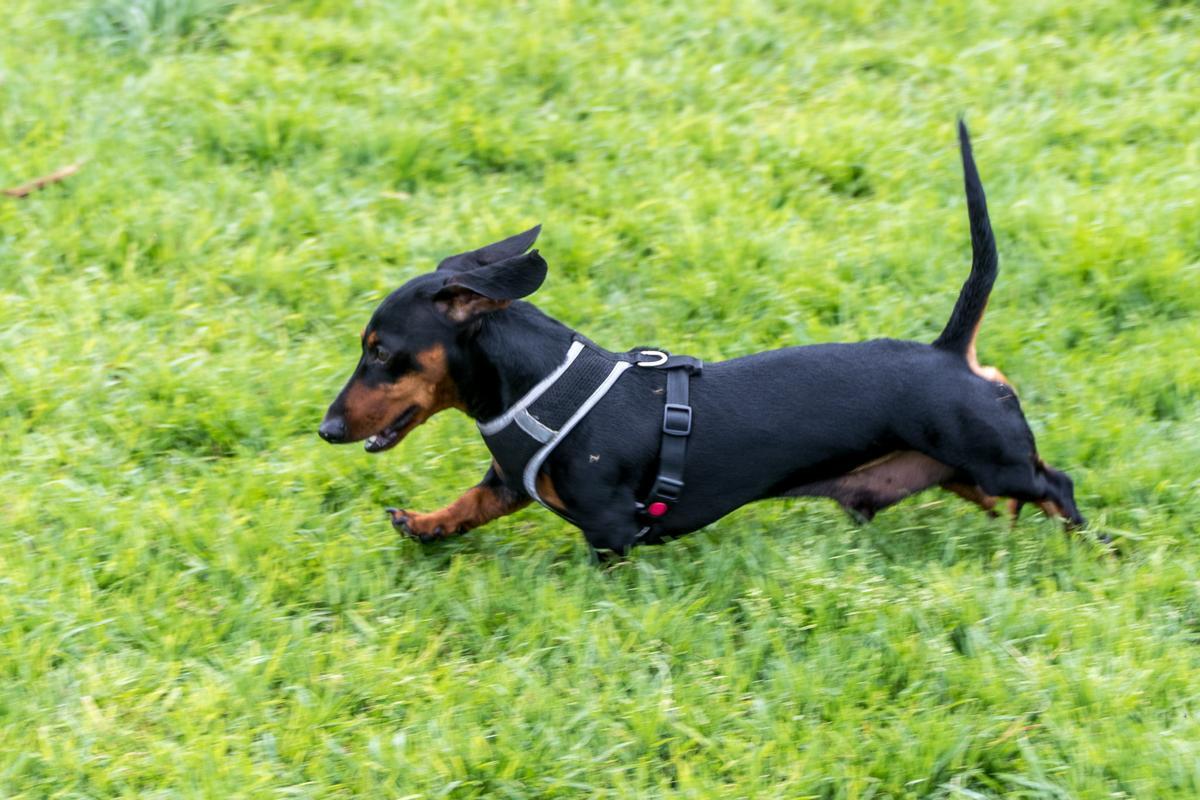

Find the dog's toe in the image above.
[
  {"left": 387, "top": 507, "right": 446, "bottom": 543},
  {"left": 417, "top": 525, "right": 443, "bottom": 543},
  {"left": 387, "top": 508, "right": 416, "bottom": 537}
]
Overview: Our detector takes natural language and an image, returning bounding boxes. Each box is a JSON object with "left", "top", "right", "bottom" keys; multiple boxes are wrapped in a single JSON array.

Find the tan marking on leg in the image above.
[
  {"left": 397, "top": 484, "right": 530, "bottom": 539},
  {"left": 942, "top": 481, "right": 1000, "bottom": 517},
  {"left": 1031, "top": 457, "right": 1084, "bottom": 529},
  {"left": 535, "top": 472, "right": 565, "bottom": 512},
  {"left": 1036, "top": 499, "right": 1065, "bottom": 520}
]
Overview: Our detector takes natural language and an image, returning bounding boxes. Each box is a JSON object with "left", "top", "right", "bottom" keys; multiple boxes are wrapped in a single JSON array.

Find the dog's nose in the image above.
[{"left": 318, "top": 416, "right": 347, "bottom": 443}]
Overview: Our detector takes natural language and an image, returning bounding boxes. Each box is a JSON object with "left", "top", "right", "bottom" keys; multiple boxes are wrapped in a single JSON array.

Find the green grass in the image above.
[{"left": 2, "top": 0, "right": 1199, "bottom": 796}]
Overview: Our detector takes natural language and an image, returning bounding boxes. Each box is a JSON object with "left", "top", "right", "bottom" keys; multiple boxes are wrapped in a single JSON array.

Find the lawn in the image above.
[{"left": 2, "top": 0, "right": 1199, "bottom": 796}]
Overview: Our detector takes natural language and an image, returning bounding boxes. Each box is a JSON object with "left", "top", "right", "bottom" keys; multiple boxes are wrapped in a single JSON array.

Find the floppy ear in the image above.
[
  {"left": 434, "top": 249, "right": 548, "bottom": 323},
  {"left": 437, "top": 225, "right": 541, "bottom": 273}
]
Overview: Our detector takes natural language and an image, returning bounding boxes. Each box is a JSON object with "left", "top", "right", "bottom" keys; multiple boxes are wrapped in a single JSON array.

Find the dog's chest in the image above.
[{"left": 477, "top": 342, "right": 631, "bottom": 512}]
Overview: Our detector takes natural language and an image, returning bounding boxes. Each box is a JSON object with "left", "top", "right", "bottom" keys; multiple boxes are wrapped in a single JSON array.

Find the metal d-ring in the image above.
[{"left": 636, "top": 350, "right": 668, "bottom": 367}]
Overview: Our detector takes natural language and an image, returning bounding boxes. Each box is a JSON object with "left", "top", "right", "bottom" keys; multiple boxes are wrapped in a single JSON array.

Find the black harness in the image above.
[
  {"left": 477, "top": 339, "right": 700, "bottom": 532},
  {"left": 631, "top": 350, "right": 702, "bottom": 534}
]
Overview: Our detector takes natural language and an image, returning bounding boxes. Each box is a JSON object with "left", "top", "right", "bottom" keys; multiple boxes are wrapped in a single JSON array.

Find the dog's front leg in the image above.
[{"left": 388, "top": 462, "right": 530, "bottom": 542}]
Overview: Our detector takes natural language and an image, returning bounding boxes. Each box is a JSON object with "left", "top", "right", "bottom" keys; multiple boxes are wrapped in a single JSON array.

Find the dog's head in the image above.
[{"left": 318, "top": 225, "right": 546, "bottom": 452}]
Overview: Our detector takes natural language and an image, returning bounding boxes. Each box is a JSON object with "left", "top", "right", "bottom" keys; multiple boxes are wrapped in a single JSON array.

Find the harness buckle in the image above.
[
  {"left": 636, "top": 350, "right": 669, "bottom": 368},
  {"left": 652, "top": 475, "right": 684, "bottom": 501},
  {"left": 662, "top": 403, "right": 692, "bottom": 436}
]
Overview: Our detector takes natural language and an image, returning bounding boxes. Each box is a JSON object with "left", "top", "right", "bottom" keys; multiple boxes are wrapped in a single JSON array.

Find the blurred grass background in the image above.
[{"left": 1, "top": 0, "right": 1198, "bottom": 796}]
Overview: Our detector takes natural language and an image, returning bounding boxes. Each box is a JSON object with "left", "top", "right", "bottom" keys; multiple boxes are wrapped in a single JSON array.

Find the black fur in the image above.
[
  {"left": 437, "top": 224, "right": 542, "bottom": 273},
  {"left": 933, "top": 118, "right": 997, "bottom": 354},
  {"left": 320, "top": 122, "right": 1084, "bottom": 555},
  {"left": 437, "top": 249, "right": 548, "bottom": 301}
]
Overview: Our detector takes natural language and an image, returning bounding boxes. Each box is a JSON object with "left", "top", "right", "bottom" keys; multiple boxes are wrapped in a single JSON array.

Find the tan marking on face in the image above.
[
  {"left": 342, "top": 344, "right": 465, "bottom": 440},
  {"left": 535, "top": 472, "right": 565, "bottom": 512},
  {"left": 365, "top": 331, "right": 380, "bottom": 349}
]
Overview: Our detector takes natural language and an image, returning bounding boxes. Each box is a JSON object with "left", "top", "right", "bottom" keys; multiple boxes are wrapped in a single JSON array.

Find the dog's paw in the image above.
[{"left": 386, "top": 507, "right": 452, "bottom": 543}]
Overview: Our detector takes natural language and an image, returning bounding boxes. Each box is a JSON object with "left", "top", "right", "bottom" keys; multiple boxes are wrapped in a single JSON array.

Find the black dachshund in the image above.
[{"left": 319, "top": 121, "right": 1084, "bottom": 555}]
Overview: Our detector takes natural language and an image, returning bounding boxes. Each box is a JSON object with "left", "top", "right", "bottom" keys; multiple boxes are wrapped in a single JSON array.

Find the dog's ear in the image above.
[
  {"left": 437, "top": 225, "right": 541, "bottom": 274},
  {"left": 434, "top": 249, "right": 548, "bottom": 323}
]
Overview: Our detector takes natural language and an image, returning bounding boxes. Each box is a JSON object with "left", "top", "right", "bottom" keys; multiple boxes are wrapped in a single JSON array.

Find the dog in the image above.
[{"left": 319, "top": 121, "right": 1084, "bottom": 556}]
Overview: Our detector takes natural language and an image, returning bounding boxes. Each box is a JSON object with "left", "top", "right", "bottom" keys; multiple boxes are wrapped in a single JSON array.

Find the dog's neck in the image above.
[{"left": 451, "top": 301, "right": 578, "bottom": 421}]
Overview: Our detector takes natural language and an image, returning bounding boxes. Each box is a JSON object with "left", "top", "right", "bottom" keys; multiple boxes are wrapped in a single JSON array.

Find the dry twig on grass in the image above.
[{"left": 3, "top": 162, "right": 85, "bottom": 198}]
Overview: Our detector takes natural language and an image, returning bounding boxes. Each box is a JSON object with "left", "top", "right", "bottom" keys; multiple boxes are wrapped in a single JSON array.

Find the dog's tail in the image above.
[{"left": 932, "top": 118, "right": 998, "bottom": 357}]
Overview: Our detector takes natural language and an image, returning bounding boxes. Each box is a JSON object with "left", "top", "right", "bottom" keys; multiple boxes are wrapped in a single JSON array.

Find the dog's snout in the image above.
[{"left": 318, "top": 416, "right": 347, "bottom": 443}]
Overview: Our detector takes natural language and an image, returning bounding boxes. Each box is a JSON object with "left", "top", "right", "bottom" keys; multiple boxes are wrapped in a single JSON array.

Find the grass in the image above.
[
  {"left": 77, "top": 0, "right": 239, "bottom": 53},
  {"left": 2, "top": 0, "right": 1199, "bottom": 796}
]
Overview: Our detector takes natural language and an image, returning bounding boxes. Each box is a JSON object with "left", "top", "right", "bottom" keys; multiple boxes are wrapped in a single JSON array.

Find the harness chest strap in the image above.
[
  {"left": 518, "top": 361, "right": 631, "bottom": 505},
  {"left": 476, "top": 341, "right": 585, "bottom": 440},
  {"left": 476, "top": 340, "right": 699, "bottom": 527},
  {"left": 642, "top": 365, "right": 693, "bottom": 511},
  {"left": 636, "top": 354, "right": 700, "bottom": 535},
  {"left": 477, "top": 341, "right": 631, "bottom": 511}
]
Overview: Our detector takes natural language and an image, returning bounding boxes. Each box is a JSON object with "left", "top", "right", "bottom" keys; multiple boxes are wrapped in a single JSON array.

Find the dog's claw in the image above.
[
  {"left": 413, "top": 525, "right": 440, "bottom": 543},
  {"left": 387, "top": 507, "right": 445, "bottom": 543}
]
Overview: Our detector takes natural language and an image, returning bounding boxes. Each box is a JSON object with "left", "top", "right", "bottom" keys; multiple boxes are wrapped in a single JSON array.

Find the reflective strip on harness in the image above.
[
  {"left": 476, "top": 341, "right": 631, "bottom": 511},
  {"left": 513, "top": 409, "right": 554, "bottom": 443},
  {"left": 520, "top": 360, "right": 631, "bottom": 504},
  {"left": 477, "top": 341, "right": 585, "bottom": 437}
]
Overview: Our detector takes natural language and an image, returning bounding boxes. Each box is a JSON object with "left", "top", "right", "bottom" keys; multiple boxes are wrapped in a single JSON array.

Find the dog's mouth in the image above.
[{"left": 363, "top": 406, "right": 419, "bottom": 453}]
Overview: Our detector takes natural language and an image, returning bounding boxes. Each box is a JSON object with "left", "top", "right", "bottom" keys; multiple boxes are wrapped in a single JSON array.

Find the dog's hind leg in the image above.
[
  {"left": 973, "top": 457, "right": 1085, "bottom": 530},
  {"left": 1030, "top": 459, "right": 1085, "bottom": 529},
  {"left": 785, "top": 451, "right": 957, "bottom": 523},
  {"left": 903, "top": 420, "right": 1084, "bottom": 531},
  {"left": 941, "top": 481, "right": 1002, "bottom": 517}
]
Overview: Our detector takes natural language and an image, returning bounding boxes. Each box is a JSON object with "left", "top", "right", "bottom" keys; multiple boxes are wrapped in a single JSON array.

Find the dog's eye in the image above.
[{"left": 370, "top": 345, "right": 389, "bottom": 363}]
